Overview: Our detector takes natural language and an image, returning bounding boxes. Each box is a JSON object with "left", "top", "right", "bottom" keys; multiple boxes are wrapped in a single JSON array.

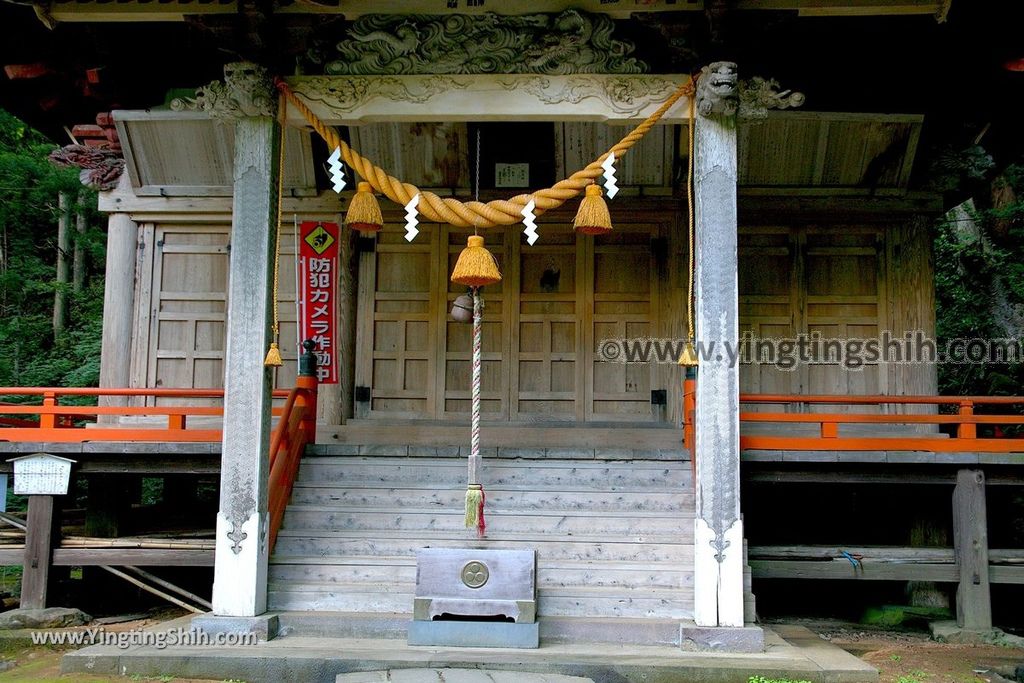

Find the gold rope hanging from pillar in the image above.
[
  {"left": 264, "top": 91, "right": 287, "bottom": 367},
  {"left": 678, "top": 84, "right": 700, "bottom": 368}
]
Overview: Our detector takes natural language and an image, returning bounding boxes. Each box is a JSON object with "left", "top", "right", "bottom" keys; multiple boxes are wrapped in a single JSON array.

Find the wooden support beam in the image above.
[
  {"left": 952, "top": 469, "right": 992, "bottom": 630},
  {"left": 751, "top": 559, "right": 958, "bottom": 581},
  {"left": 98, "top": 209, "right": 139, "bottom": 420},
  {"left": 20, "top": 495, "right": 57, "bottom": 610},
  {"left": 99, "top": 565, "right": 203, "bottom": 614},
  {"left": 122, "top": 566, "right": 212, "bottom": 610},
  {"left": 53, "top": 548, "right": 214, "bottom": 566}
]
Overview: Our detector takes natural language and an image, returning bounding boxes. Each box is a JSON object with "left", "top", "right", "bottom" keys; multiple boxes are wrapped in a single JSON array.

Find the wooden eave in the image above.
[
  {"left": 45, "top": 0, "right": 949, "bottom": 23},
  {"left": 108, "top": 103, "right": 929, "bottom": 205}
]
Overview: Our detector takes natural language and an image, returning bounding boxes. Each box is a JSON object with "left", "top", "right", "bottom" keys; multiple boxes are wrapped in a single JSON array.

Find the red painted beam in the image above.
[
  {"left": 4, "top": 63, "right": 52, "bottom": 80},
  {"left": 71, "top": 124, "right": 105, "bottom": 138}
]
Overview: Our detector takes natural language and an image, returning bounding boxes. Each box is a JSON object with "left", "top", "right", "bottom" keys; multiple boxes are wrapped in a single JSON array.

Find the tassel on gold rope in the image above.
[
  {"left": 677, "top": 340, "right": 699, "bottom": 367},
  {"left": 464, "top": 484, "right": 486, "bottom": 535},
  {"left": 451, "top": 235, "right": 502, "bottom": 287},
  {"left": 346, "top": 181, "right": 383, "bottom": 233},
  {"left": 264, "top": 341, "right": 283, "bottom": 367},
  {"left": 573, "top": 183, "right": 613, "bottom": 236}
]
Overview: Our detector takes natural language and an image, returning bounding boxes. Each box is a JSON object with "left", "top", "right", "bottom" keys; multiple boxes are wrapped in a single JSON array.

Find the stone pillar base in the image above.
[
  {"left": 679, "top": 623, "right": 764, "bottom": 653},
  {"left": 191, "top": 613, "right": 279, "bottom": 642}
]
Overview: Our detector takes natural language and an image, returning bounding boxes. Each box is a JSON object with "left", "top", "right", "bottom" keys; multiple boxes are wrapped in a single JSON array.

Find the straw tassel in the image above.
[
  {"left": 345, "top": 181, "right": 383, "bottom": 233},
  {"left": 465, "top": 484, "right": 485, "bottom": 535},
  {"left": 451, "top": 235, "right": 502, "bottom": 287},
  {"left": 573, "top": 183, "right": 613, "bottom": 236},
  {"left": 677, "top": 341, "right": 699, "bottom": 367},
  {"left": 264, "top": 341, "right": 283, "bottom": 367}
]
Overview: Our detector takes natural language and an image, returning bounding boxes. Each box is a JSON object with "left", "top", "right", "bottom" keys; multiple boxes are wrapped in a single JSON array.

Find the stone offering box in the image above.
[{"left": 408, "top": 547, "right": 539, "bottom": 648}]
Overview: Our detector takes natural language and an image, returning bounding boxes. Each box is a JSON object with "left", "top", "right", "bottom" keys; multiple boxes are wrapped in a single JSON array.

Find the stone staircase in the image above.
[{"left": 267, "top": 445, "right": 696, "bottom": 641}]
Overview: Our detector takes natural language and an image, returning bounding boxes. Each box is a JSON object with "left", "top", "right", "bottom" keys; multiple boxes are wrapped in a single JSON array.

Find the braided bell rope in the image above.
[
  {"left": 275, "top": 77, "right": 696, "bottom": 229},
  {"left": 470, "top": 288, "right": 482, "bottom": 471}
]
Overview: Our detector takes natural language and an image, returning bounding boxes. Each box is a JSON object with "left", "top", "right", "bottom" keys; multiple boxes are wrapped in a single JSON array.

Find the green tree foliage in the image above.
[
  {"left": 934, "top": 164, "right": 1024, "bottom": 398},
  {"left": 0, "top": 109, "right": 104, "bottom": 391}
]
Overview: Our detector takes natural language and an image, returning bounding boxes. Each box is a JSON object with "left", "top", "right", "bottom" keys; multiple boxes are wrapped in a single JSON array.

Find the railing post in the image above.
[
  {"left": 821, "top": 420, "right": 839, "bottom": 438},
  {"left": 40, "top": 391, "right": 57, "bottom": 430},
  {"left": 957, "top": 401, "right": 976, "bottom": 440},
  {"left": 297, "top": 339, "right": 319, "bottom": 444}
]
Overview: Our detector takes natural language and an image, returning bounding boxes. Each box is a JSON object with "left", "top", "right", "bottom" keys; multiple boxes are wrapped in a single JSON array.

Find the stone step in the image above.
[
  {"left": 306, "top": 444, "right": 685, "bottom": 460},
  {"left": 271, "top": 611, "right": 688, "bottom": 646},
  {"left": 297, "top": 458, "right": 692, "bottom": 489},
  {"left": 268, "top": 557, "right": 693, "bottom": 590},
  {"left": 267, "top": 582, "right": 693, "bottom": 619},
  {"left": 273, "top": 532, "right": 693, "bottom": 563},
  {"left": 288, "top": 485, "right": 693, "bottom": 512},
  {"left": 281, "top": 506, "right": 694, "bottom": 535}
]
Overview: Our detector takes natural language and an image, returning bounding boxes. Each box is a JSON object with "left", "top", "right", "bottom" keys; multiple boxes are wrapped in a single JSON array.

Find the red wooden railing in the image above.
[
  {"left": 0, "top": 387, "right": 291, "bottom": 442},
  {"left": 739, "top": 394, "right": 1024, "bottom": 452},
  {"left": 0, "top": 380, "right": 319, "bottom": 554},
  {"left": 268, "top": 375, "right": 317, "bottom": 552}
]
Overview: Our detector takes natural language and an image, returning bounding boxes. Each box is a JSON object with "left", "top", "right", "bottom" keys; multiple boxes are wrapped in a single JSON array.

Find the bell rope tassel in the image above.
[
  {"left": 346, "top": 181, "right": 383, "bottom": 233},
  {"left": 573, "top": 183, "right": 613, "bottom": 236},
  {"left": 465, "top": 484, "right": 486, "bottom": 536},
  {"left": 451, "top": 235, "right": 502, "bottom": 287},
  {"left": 677, "top": 340, "right": 700, "bottom": 367},
  {"left": 264, "top": 341, "right": 283, "bottom": 367}
]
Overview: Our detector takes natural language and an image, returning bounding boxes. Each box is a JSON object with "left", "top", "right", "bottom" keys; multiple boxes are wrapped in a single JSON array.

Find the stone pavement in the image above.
[{"left": 61, "top": 616, "right": 878, "bottom": 683}]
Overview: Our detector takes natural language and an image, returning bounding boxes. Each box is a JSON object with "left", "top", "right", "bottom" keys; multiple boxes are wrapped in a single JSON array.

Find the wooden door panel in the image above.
[
  {"left": 587, "top": 226, "right": 660, "bottom": 422},
  {"left": 357, "top": 220, "right": 672, "bottom": 424},
  {"left": 148, "top": 225, "right": 229, "bottom": 403},
  {"left": 512, "top": 230, "right": 581, "bottom": 421},
  {"left": 803, "top": 228, "right": 884, "bottom": 410},
  {"left": 357, "top": 229, "right": 438, "bottom": 418},
  {"left": 738, "top": 229, "right": 798, "bottom": 412}
]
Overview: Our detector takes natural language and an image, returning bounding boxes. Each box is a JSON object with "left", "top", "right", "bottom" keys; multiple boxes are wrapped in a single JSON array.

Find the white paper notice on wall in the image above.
[{"left": 495, "top": 163, "right": 530, "bottom": 188}]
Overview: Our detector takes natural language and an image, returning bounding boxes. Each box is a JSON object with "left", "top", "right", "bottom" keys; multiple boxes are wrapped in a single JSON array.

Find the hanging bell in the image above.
[
  {"left": 345, "top": 181, "right": 383, "bottom": 233},
  {"left": 450, "top": 293, "right": 474, "bottom": 323},
  {"left": 451, "top": 235, "right": 502, "bottom": 287},
  {"left": 573, "top": 183, "right": 613, "bottom": 236}
]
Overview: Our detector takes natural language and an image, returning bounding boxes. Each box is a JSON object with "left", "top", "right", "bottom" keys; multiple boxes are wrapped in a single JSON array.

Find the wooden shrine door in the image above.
[
  {"left": 356, "top": 221, "right": 666, "bottom": 423},
  {"left": 738, "top": 225, "right": 887, "bottom": 410}
]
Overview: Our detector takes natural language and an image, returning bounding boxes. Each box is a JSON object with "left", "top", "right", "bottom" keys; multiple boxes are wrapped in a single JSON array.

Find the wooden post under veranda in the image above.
[{"left": 952, "top": 469, "right": 992, "bottom": 630}]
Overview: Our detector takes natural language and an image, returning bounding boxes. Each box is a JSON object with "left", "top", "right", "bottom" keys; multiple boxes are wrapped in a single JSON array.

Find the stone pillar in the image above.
[
  {"left": 174, "top": 64, "right": 280, "bottom": 618},
  {"left": 692, "top": 62, "right": 744, "bottom": 629},
  {"left": 98, "top": 210, "right": 138, "bottom": 412}
]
